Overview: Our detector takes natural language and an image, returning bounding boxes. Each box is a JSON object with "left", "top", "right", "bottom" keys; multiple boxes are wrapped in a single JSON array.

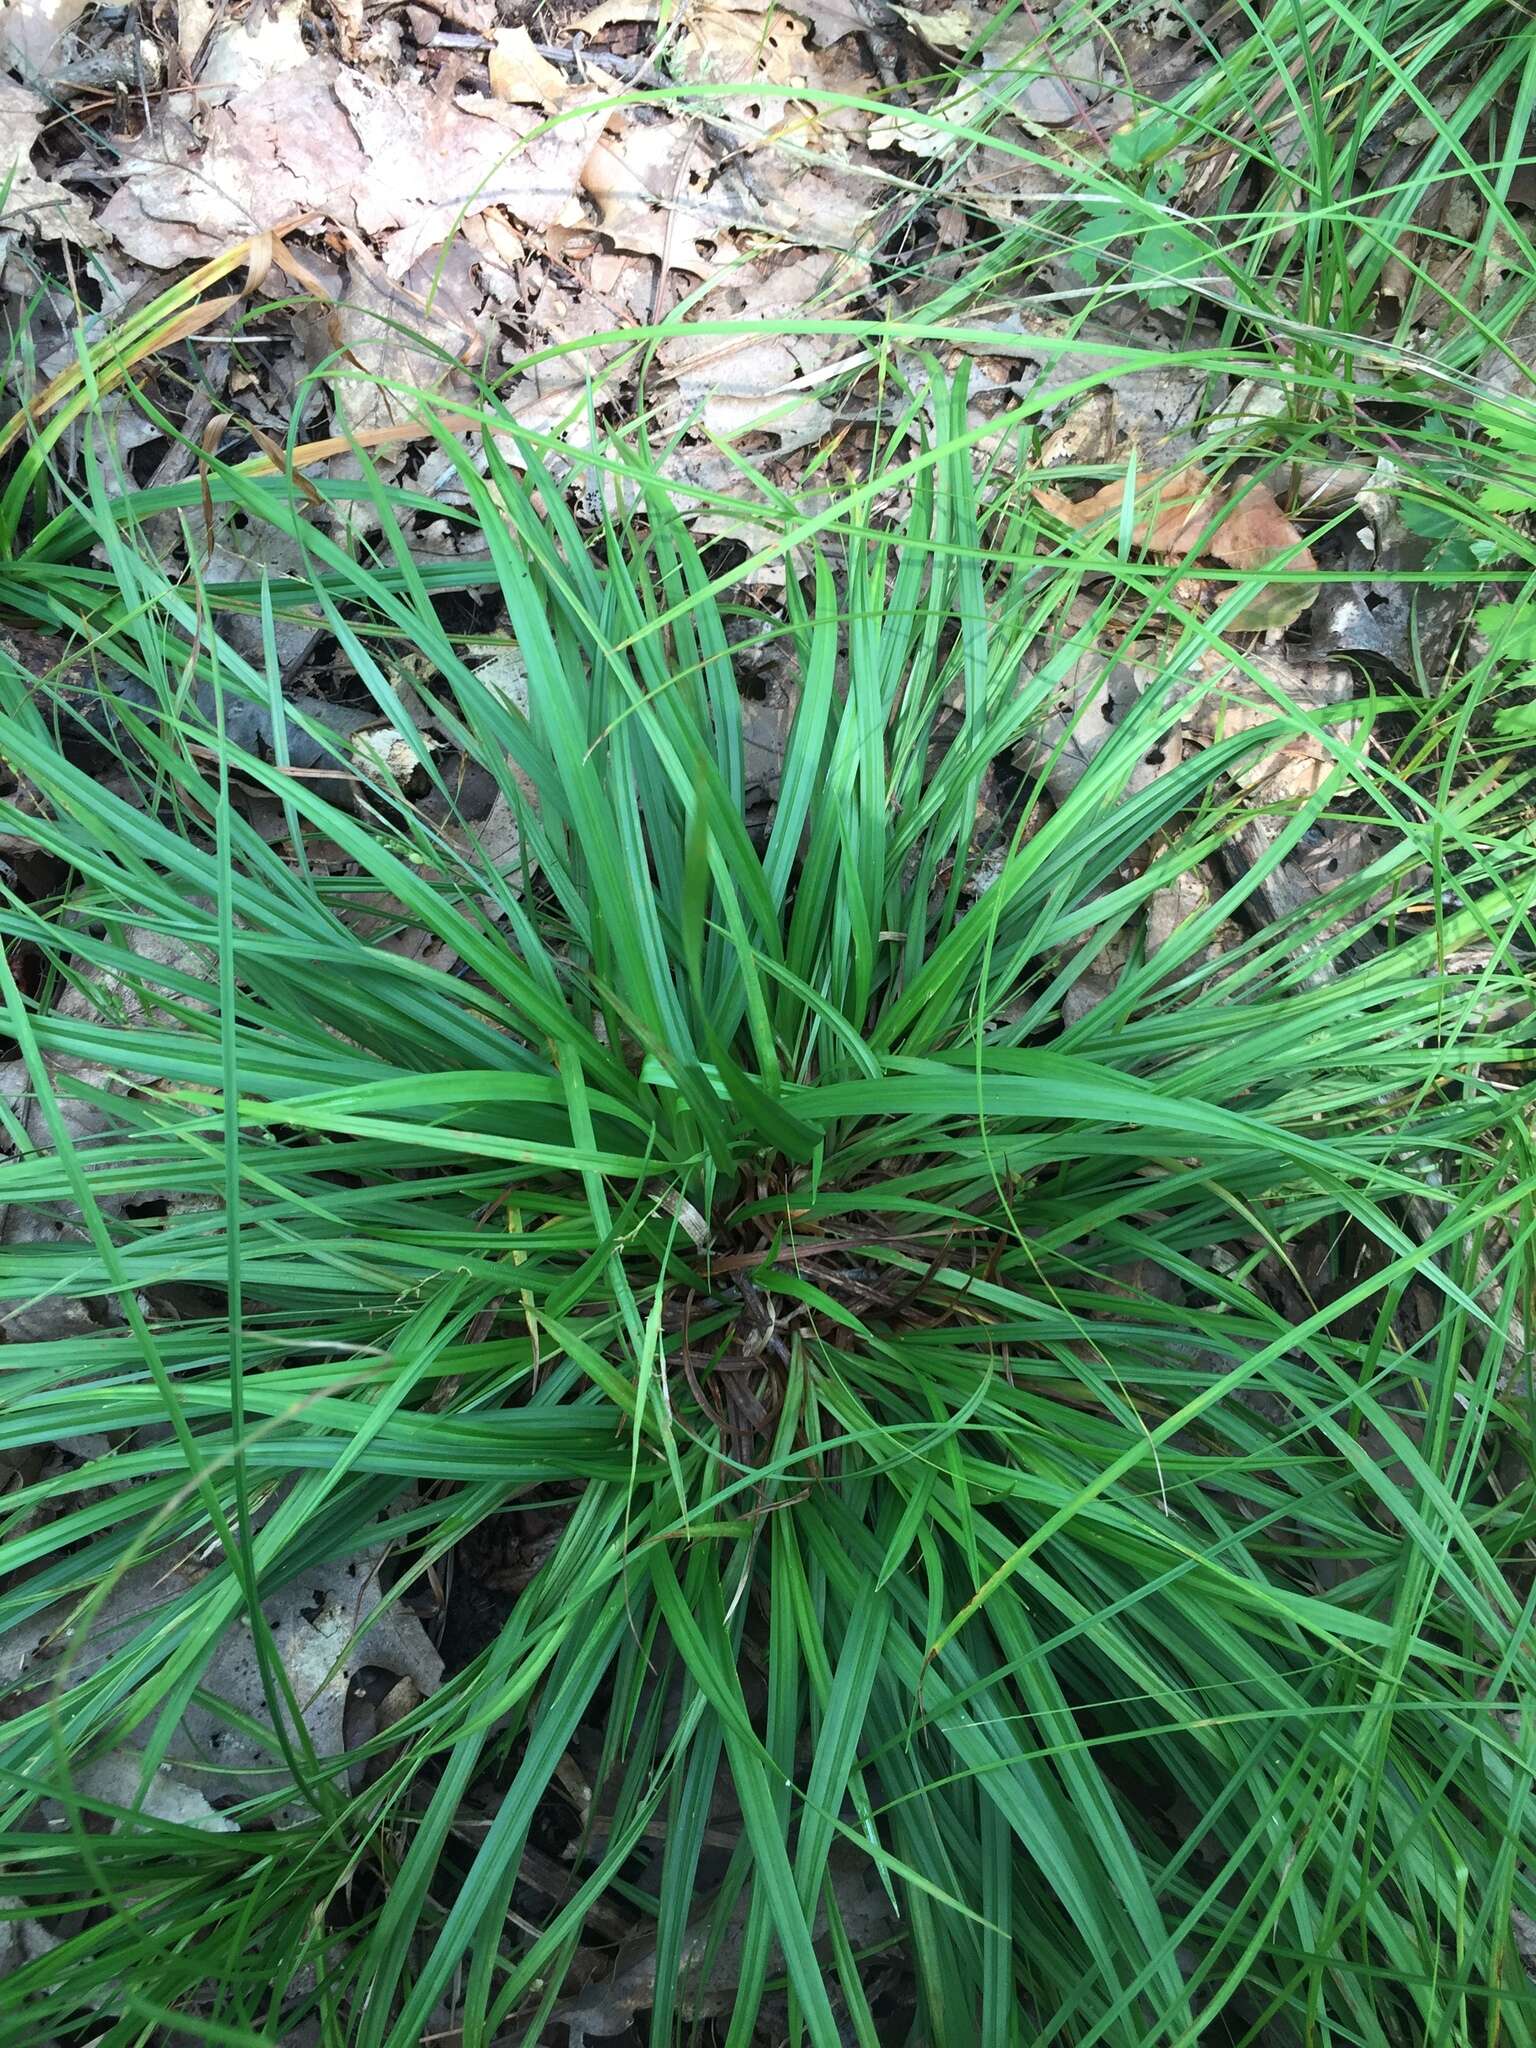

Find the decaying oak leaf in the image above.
[
  {"left": 68, "top": 1752, "right": 239, "bottom": 1835},
  {"left": 1036, "top": 466, "right": 1318, "bottom": 632},
  {"left": 657, "top": 250, "right": 869, "bottom": 442},
  {"left": 1204, "top": 479, "right": 1318, "bottom": 631},
  {"left": 874, "top": 10, "right": 1112, "bottom": 146},
  {"left": 572, "top": 0, "right": 657, "bottom": 27},
  {"left": 1013, "top": 648, "right": 1182, "bottom": 805},
  {"left": 1036, "top": 463, "right": 1214, "bottom": 553},
  {"left": 343, "top": 74, "right": 607, "bottom": 262},
  {"left": 580, "top": 118, "right": 719, "bottom": 272},
  {"left": 99, "top": 57, "right": 606, "bottom": 276}
]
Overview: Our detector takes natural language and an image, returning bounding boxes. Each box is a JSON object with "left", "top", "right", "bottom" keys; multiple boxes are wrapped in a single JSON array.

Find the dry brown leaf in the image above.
[
  {"left": 100, "top": 58, "right": 606, "bottom": 277},
  {"left": 1036, "top": 464, "right": 1214, "bottom": 553},
  {"left": 1145, "top": 868, "right": 1211, "bottom": 961},
  {"left": 794, "top": 0, "right": 878, "bottom": 37},
  {"left": 1204, "top": 480, "right": 1317, "bottom": 631},
  {"left": 874, "top": 18, "right": 1111, "bottom": 152},
  {"left": 657, "top": 250, "right": 869, "bottom": 442},
  {"left": 1207, "top": 703, "right": 1355, "bottom": 800},
  {"left": 988, "top": 32, "right": 1113, "bottom": 126},
  {"left": 1206, "top": 480, "right": 1314, "bottom": 573},
  {"left": 580, "top": 118, "right": 719, "bottom": 272},
  {"left": 1037, "top": 466, "right": 1317, "bottom": 630},
  {"left": 489, "top": 256, "right": 640, "bottom": 444},
  {"left": 344, "top": 76, "right": 606, "bottom": 262},
  {"left": 488, "top": 25, "right": 571, "bottom": 109},
  {"left": 99, "top": 61, "right": 364, "bottom": 267}
]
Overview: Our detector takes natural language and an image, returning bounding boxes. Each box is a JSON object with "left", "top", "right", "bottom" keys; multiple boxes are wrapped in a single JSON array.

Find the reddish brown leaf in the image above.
[
  {"left": 1036, "top": 465, "right": 1215, "bottom": 554},
  {"left": 1206, "top": 480, "right": 1316, "bottom": 575}
]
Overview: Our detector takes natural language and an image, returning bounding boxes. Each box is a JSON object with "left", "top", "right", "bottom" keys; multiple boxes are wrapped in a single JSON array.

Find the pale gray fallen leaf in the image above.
[
  {"left": 8, "top": 1549, "right": 443, "bottom": 1817},
  {"left": 0, "top": 0, "right": 86, "bottom": 80},
  {"left": 952, "top": 131, "right": 1066, "bottom": 224},
  {"left": 1292, "top": 819, "right": 1397, "bottom": 893},
  {"left": 71, "top": 1751, "right": 240, "bottom": 1834},
  {"left": 0, "top": 76, "right": 101, "bottom": 249},
  {"left": 191, "top": 0, "right": 308, "bottom": 103},
  {"left": 0, "top": 1894, "right": 59, "bottom": 1975},
  {"left": 101, "top": 57, "right": 607, "bottom": 278},
  {"left": 658, "top": 250, "right": 869, "bottom": 442},
  {"left": 991, "top": 47, "right": 1111, "bottom": 128}
]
